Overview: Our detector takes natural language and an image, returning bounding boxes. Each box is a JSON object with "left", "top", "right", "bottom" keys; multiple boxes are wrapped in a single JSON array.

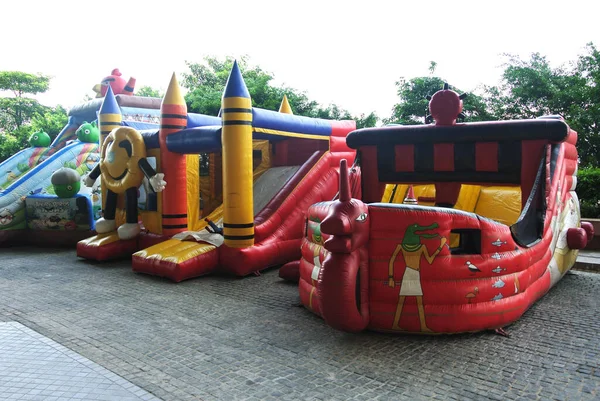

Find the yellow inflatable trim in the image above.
[
  {"left": 133, "top": 239, "right": 216, "bottom": 264},
  {"left": 78, "top": 232, "right": 121, "bottom": 247}
]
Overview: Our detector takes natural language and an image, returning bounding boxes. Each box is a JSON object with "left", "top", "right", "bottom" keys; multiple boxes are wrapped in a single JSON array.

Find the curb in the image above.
[{"left": 573, "top": 251, "right": 600, "bottom": 273}]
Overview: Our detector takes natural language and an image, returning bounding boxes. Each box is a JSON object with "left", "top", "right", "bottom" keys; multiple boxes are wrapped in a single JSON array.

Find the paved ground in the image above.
[
  {"left": 0, "top": 322, "right": 160, "bottom": 401},
  {"left": 0, "top": 246, "right": 599, "bottom": 401}
]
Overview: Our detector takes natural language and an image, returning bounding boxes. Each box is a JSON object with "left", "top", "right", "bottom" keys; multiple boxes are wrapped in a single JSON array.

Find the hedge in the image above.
[{"left": 577, "top": 168, "right": 600, "bottom": 218}]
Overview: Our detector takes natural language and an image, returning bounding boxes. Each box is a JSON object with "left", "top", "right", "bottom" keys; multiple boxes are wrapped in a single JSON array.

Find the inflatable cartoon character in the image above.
[
  {"left": 85, "top": 154, "right": 100, "bottom": 170},
  {"left": 84, "top": 126, "right": 165, "bottom": 240},
  {"left": 51, "top": 168, "right": 81, "bottom": 198},
  {"left": 92, "top": 69, "right": 136, "bottom": 98},
  {"left": 0, "top": 208, "right": 14, "bottom": 226},
  {"left": 76, "top": 121, "right": 100, "bottom": 144},
  {"left": 388, "top": 223, "right": 446, "bottom": 332},
  {"left": 29, "top": 131, "right": 51, "bottom": 147}
]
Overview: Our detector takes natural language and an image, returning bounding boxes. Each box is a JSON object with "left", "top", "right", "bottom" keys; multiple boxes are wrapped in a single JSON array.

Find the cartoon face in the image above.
[
  {"left": 28, "top": 131, "right": 51, "bottom": 147},
  {"left": 45, "top": 216, "right": 61, "bottom": 229},
  {"left": 104, "top": 138, "right": 131, "bottom": 180},
  {"left": 53, "top": 182, "right": 81, "bottom": 198},
  {"left": 76, "top": 122, "right": 100, "bottom": 144},
  {"left": 91, "top": 187, "right": 101, "bottom": 203},
  {"left": 93, "top": 69, "right": 127, "bottom": 98},
  {"left": 320, "top": 198, "right": 370, "bottom": 250},
  {"left": 405, "top": 223, "right": 439, "bottom": 239},
  {"left": 85, "top": 154, "right": 100, "bottom": 169},
  {"left": 99, "top": 126, "right": 146, "bottom": 193},
  {"left": 51, "top": 167, "right": 81, "bottom": 198},
  {"left": 0, "top": 209, "right": 14, "bottom": 226},
  {"left": 308, "top": 218, "right": 323, "bottom": 244}
]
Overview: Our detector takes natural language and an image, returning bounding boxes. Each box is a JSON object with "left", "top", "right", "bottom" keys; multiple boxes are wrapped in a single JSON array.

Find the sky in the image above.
[{"left": 1, "top": 0, "right": 599, "bottom": 120}]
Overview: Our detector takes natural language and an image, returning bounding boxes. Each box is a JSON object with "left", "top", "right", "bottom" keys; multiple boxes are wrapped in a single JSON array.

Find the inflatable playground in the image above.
[
  {"left": 282, "top": 85, "right": 594, "bottom": 334},
  {"left": 75, "top": 62, "right": 355, "bottom": 283},
  {"left": 0, "top": 70, "right": 165, "bottom": 245},
  {"left": 1, "top": 63, "right": 592, "bottom": 335}
]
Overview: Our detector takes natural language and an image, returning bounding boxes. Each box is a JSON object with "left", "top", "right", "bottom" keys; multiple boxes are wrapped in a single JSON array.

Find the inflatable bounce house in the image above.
[
  {"left": 287, "top": 84, "right": 593, "bottom": 334},
  {"left": 77, "top": 61, "right": 356, "bottom": 283},
  {"left": 0, "top": 70, "right": 166, "bottom": 246},
  {"left": 76, "top": 74, "right": 220, "bottom": 259}
]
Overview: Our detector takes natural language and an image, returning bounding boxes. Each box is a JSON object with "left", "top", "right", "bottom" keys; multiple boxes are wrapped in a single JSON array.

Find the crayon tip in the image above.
[
  {"left": 163, "top": 72, "right": 185, "bottom": 106},
  {"left": 99, "top": 85, "right": 120, "bottom": 115},
  {"left": 223, "top": 60, "right": 250, "bottom": 99},
  {"left": 279, "top": 94, "right": 293, "bottom": 114}
]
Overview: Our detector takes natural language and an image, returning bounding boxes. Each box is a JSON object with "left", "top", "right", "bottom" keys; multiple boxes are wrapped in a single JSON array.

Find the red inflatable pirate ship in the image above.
[{"left": 286, "top": 84, "right": 593, "bottom": 334}]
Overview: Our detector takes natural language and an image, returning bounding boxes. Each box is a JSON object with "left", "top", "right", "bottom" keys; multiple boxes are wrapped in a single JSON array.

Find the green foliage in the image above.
[
  {"left": 386, "top": 76, "right": 444, "bottom": 125},
  {"left": 385, "top": 75, "right": 494, "bottom": 125},
  {"left": 0, "top": 71, "right": 50, "bottom": 95},
  {"left": 580, "top": 201, "right": 600, "bottom": 219},
  {"left": 182, "top": 56, "right": 377, "bottom": 128},
  {"left": 0, "top": 126, "right": 32, "bottom": 162},
  {"left": 577, "top": 168, "right": 600, "bottom": 217},
  {"left": 0, "top": 71, "right": 67, "bottom": 162},
  {"left": 30, "top": 106, "right": 68, "bottom": 140},
  {"left": 136, "top": 86, "right": 163, "bottom": 98},
  {"left": 0, "top": 71, "right": 50, "bottom": 130},
  {"left": 0, "top": 108, "right": 67, "bottom": 163},
  {"left": 485, "top": 44, "right": 600, "bottom": 166},
  {"left": 354, "top": 112, "right": 379, "bottom": 129},
  {"left": 0, "top": 97, "right": 46, "bottom": 131}
]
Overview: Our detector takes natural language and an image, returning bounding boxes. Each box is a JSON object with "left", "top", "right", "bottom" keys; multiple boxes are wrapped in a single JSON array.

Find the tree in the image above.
[
  {"left": 428, "top": 61, "right": 437, "bottom": 75},
  {"left": 0, "top": 71, "right": 50, "bottom": 130},
  {"left": 354, "top": 112, "right": 379, "bottom": 129},
  {"left": 573, "top": 43, "right": 600, "bottom": 167},
  {"left": 30, "top": 106, "right": 68, "bottom": 139},
  {"left": 385, "top": 75, "right": 494, "bottom": 125},
  {"left": 0, "top": 71, "right": 67, "bottom": 162},
  {"left": 485, "top": 43, "right": 600, "bottom": 166},
  {"left": 136, "top": 86, "right": 163, "bottom": 98},
  {"left": 182, "top": 56, "right": 377, "bottom": 128}
]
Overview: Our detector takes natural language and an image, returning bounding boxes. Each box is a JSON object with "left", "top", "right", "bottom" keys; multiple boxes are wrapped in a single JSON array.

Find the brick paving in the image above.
[
  {"left": 0, "top": 246, "right": 599, "bottom": 401},
  {"left": 0, "top": 322, "right": 160, "bottom": 400}
]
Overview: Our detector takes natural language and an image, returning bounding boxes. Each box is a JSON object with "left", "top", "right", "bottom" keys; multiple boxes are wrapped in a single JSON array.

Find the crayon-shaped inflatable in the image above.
[
  {"left": 279, "top": 94, "right": 293, "bottom": 114},
  {"left": 159, "top": 73, "right": 188, "bottom": 236},
  {"left": 98, "top": 86, "right": 122, "bottom": 149},
  {"left": 222, "top": 61, "right": 254, "bottom": 248}
]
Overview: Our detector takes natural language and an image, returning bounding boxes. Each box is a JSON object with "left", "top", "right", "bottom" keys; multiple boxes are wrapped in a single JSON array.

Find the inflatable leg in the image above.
[
  {"left": 95, "top": 190, "right": 117, "bottom": 233},
  {"left": 117, "top": 187, "right": 140, "bottom": 240}
]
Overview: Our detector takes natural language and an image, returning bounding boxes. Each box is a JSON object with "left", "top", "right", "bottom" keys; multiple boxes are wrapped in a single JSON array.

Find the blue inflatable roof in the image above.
[
  {"left": 187, "top": 113, "right": 221, "bottom": 128},
  {"left": 252, "top": 108, "right": 333, "bottom": 137},
  {"left": 167, "top": 126, "right": 222, "bottom": 154}
]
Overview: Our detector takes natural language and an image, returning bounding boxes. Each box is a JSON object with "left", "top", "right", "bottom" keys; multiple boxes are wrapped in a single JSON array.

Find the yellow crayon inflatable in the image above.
[
  {"left": 98, "top": 86, "right": 122, "bottom": 150},
  {"left": 222, "top": 61, "right": 254, "bottom": 248}
]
